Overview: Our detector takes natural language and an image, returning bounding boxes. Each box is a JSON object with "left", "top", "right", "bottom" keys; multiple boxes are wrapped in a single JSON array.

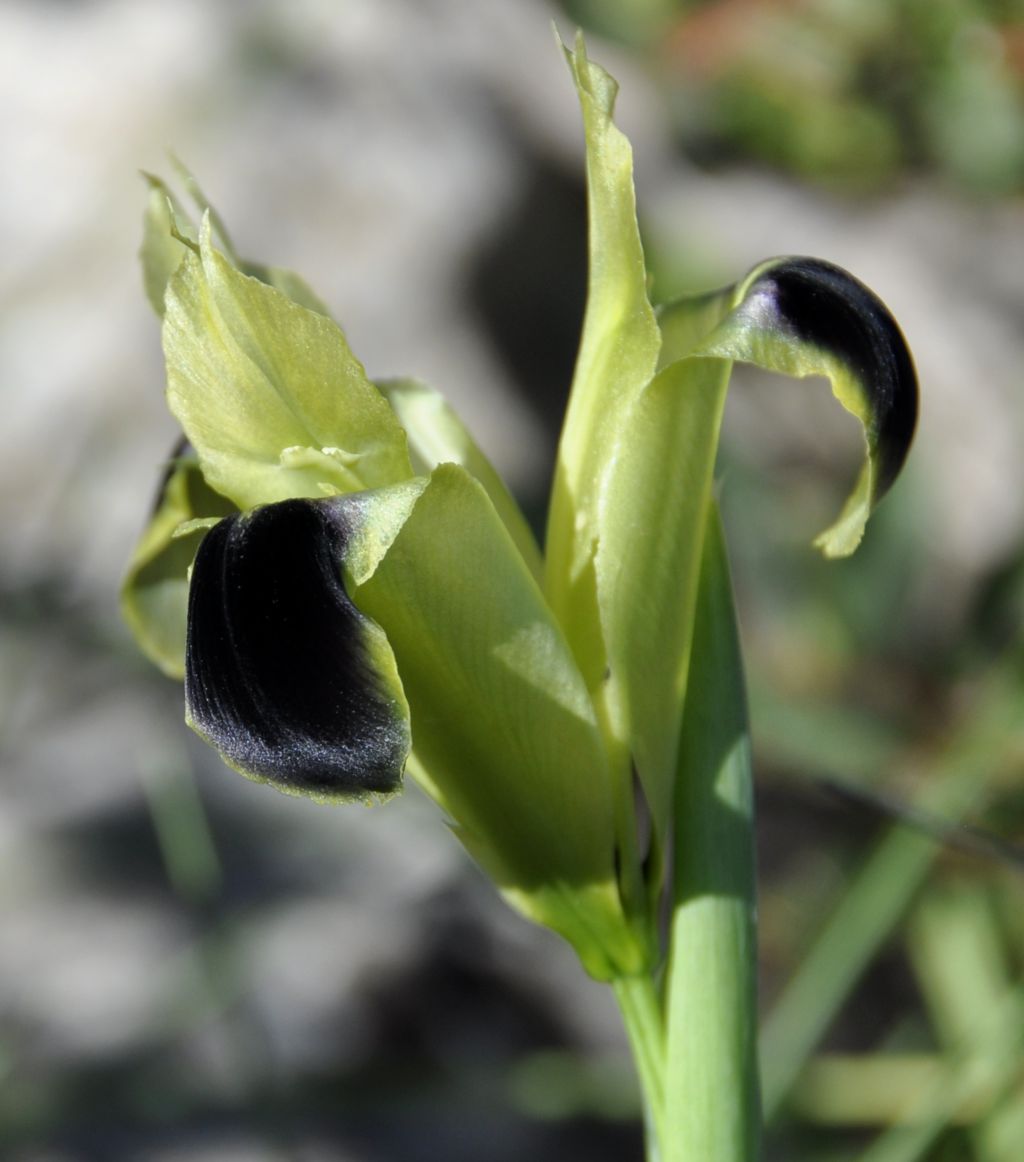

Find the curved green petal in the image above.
[
  {"left": 184, "top": 498, "right": 410, "bottom": 804},
  {"left": 121, "top": 440, "right": 236, "bottom": 679},
  {"left": 696, "top": 256, "right": 918, "bottom": 557},
  {"left": 595, "top": 259, "right": 917, "bottom": 887},
  {"left": 346, "top": 463, "right": 646, "bottom": 979},
  {"left": 656, "top": 287, "right": 735, "bottom": 369},
  {"left": 376, "top": 376, "right": 543, "bottom": 582},
  {"left": 163, "top": 216, "right": 413, "bottom": 509},
  {"left": 536, "top": 33, "right": 666, "bottom": 926}
]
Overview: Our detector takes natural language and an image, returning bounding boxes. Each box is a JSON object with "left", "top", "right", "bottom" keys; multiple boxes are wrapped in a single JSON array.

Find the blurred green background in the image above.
[{"left": 1, "top": 1, "right": 1022, "bottom": 1160}]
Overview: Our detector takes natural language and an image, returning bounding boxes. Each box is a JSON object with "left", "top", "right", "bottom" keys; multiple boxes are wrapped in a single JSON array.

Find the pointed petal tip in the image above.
[
  {"left": 696, "top": 255, "right": 918, "bottom": 555},
  {"left": 813, "top": 521, "right": 865, "bottom": 561},
  {"left": 743, "top": 256, "right": 919, "bottom": 504}
]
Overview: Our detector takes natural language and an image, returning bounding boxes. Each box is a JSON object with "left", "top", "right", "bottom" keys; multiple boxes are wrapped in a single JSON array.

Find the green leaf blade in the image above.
[{"left": 664, "top": 503, "right": 760, "bottom": 1162}]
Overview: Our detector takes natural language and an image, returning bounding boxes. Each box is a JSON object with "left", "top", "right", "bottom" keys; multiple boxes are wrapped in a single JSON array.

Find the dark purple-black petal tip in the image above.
[
  {"left": 185, "top": 499, "right": 409, "bottom": 801},
  {"left": 744, "top": 257, "right": 918, "bottom": 500}
]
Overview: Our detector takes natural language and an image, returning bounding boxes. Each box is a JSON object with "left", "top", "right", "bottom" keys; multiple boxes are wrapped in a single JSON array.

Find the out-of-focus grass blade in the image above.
[
  {"left": 852, "top": 989, "right": 1024, "bottom": 1162},
  {"left": 140, "top": 751, "right": 222, "bottom": 906},
  {"left": 908, "top": 883, "right": 1024, "bottom": 1162},
  {"left": 748, "top": 679, "right": 904, "bottom": 786},
  {"left": 760, "top": 664, "right": 1024, "bottom": 1120},
  {"left": 791, "top": 1055, "right": 945, "bottom": 1125},
  {"left": 507, "top": 1049, "right": 641, "bottom": 1122}
]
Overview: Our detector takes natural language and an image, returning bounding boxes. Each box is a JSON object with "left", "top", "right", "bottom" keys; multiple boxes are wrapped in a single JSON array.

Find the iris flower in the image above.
[{"left": 123, "top": 37, "right": 917, "bottom": 991}]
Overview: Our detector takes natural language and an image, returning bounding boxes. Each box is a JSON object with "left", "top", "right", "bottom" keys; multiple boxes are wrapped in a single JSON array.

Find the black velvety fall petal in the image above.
[
  {"left": 185, "top": 499, "right": 409, "bottom": 798},
  {"left": 744, "top": 257, "right": 918, "bottom": 500}
]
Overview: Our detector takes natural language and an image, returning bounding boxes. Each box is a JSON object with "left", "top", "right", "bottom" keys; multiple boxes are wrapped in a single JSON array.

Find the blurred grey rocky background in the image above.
[{"left": 2, "top": 1, "right": 1022, "bottom": 1160}]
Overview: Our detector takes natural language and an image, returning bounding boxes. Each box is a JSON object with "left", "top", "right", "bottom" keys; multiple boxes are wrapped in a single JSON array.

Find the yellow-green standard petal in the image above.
[{"left": 162, "top": 216, "right": 413, "bottom": 510}]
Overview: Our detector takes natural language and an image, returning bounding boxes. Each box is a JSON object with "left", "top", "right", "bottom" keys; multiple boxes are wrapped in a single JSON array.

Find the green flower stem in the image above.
[
  {"left": 663, "top": 505, "right": 761, "bottom": 1162},
  {"left": 612, "top": 973, "right": 667, "bottom": 1159}
]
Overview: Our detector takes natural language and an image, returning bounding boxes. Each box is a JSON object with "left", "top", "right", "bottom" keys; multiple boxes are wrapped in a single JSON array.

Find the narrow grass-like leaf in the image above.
[
  {"left": 140, "top": 752, "right": 223, "bottom": 906},
  {"left": 664, "top": 501, "right": 760, "bottom": 1162},
  {"left": 909, "top": 885, "right": 1024, "bottom": 1162},
  {"left": 760, "top": 667, "right": 1024, "bottom": 1120},
  {"left": 852, "top": 989, "right": 1024, "bottom": 1162}
]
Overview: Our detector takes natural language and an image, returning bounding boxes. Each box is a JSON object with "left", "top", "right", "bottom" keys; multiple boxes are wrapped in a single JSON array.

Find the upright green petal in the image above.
[
  {"left": 121, "top": 440, "right": 237, "bottom": 678},
  {"left": 376, "top": 376, "right": 543, "bottom": 582},
  {"left": 596, "top": 353, "right": 732, "bottom": 850},
  {"left": 536, "top": 33, "right": 666, "bottom": 928},
  {"left": 544, "top": 32, "right": 660, "bottom": 693},
  {"left": 163, "top": 216, "right": 413, "bottom": 509},
  {"left": 348, "top": 464, "right": 646, "bottom": 979}
]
